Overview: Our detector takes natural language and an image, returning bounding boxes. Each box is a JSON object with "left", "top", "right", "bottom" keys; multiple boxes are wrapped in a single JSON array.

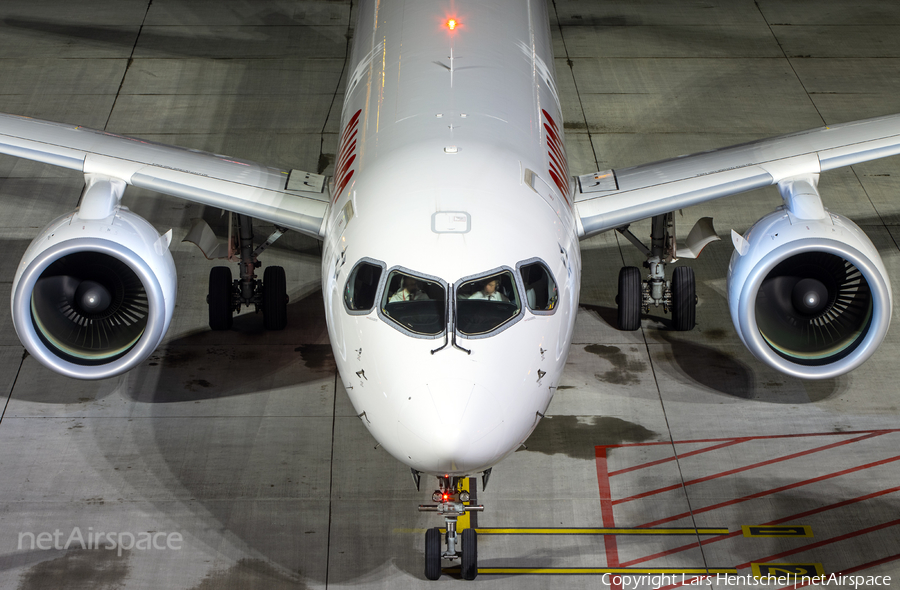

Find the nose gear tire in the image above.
[
  {"left": 424, "top": 527, "right": 442, "bottom": 580},
  {"left": 460, "top": 528, "right": 478, "bottom": 580}
]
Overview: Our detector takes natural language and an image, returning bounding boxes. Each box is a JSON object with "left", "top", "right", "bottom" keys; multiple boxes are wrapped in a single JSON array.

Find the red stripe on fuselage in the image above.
[
  {"left": 541, "top": 109, "right": 570, "bottom": 204},
  {"left": 334, "top": 109, "right": 362, "bottom": 202},
  {"left": 341, "top": 110, "right": 362, "bottom": 142},
  {"left": 337, "top": 139, "right": 357, "bottom": 171},
  {"left": 545, "top": 125, "right": 565, "bottom": 163},
  {"left": 336, "top": 169, "right": 354, "bottom": 198},
  {"left": 337, "top": 153, "right": 357, "bottom": 181},
  {"left": 542, "top": 109, "right": 558, "bottom": 131}
]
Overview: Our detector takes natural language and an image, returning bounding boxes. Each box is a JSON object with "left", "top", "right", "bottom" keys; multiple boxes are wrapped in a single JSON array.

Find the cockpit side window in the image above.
[
  {"left": 519, "top": 260, "right": 558, "bottom": 313},
  {"left": 380, "top": 269, "right": 446, "bottom": 337},
  {"left": 344, "top": 259, "right": 384, "bottom": 313},
  {"left": 456, "top": 270, "right": 522, "bottom": 337}
]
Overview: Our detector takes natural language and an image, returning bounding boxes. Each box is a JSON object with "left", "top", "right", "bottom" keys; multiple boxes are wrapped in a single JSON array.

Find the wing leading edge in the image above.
[
  {"left": 574, "top": 113, "right": 900, "bottom": 239},
  {"left": 0, "top": 113, "right": 330, "bottom": 239}
]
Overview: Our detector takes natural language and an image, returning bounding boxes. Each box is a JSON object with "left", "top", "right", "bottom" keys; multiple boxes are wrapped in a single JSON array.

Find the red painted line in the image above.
[
  {"left": 776, "top": 553, "right": 900, "bottom": 590},
  {"left": 736, "top": 518, "right": 900, "bottom": 570},
  {"left": 619, "top": 485, "right": 900, "bottom": 567},
  {"left": 751, "top": 484, "right": 900, "bottom": 527},
  {"left": 595, "top": 429, "right": 900, "bottom": 450},
  {"left": 595, "top": 447, "right": 619, "bottom": 568},
  {"left": 619, "top": 536, "right": 733, "bottom": 569},
  {"left": 615, "top": 433, "right": 882, "bottom": 506},
  {"left": 638, "top": 454, "right": 900, "bottom": 528},
  {"left": 835, "top": 551, "right": 900, "bottom": 573},
  {"left": 609, "top": 439, "right": 748, "bottom": 477}
]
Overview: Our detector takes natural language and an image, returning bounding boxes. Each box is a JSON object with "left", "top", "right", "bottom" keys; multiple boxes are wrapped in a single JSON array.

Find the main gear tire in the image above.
[
  {"left": 208, "top": 266, "right": 234, "bottom": 330},
  {"left": 671, "top": 266, "right": 696, "bottom": 331},
  {"left": 617, "top": 266, "right": 641, "bottom": 331},
  {"left": 262, "top": 266, "right": 288, "bottom": 330}
]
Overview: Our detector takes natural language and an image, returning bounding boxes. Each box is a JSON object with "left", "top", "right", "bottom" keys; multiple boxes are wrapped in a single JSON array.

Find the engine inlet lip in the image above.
[
  {"left": 12, "top": 238, "right": 167, "bottom": 380},
  {"left": 738, "top": 238, "right": 891, "bottom": 380}
]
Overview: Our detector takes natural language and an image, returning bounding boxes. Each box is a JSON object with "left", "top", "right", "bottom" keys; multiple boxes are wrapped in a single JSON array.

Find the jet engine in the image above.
[
  {"left": 727, "top": 208, "right": 891, "bottom": 379},
  {"left": 11, "top": 206, "right": 177, "bottom": 380}
]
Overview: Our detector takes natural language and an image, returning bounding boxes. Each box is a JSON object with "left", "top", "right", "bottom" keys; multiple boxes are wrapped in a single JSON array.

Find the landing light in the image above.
[{"left": 446, "top": 19, "right": 457, "bottom": 30}]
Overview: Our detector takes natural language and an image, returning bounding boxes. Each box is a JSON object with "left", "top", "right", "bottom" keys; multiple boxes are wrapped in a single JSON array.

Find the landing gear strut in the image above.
[
  {"left": 615, "top": 212, "right": 699, "bottom": 331},
  {"left": 205, "top": 214, "right": 288, "bottom": 330},
  {"left": 419, "top": 476, "right": 484, "bottom": 580}
]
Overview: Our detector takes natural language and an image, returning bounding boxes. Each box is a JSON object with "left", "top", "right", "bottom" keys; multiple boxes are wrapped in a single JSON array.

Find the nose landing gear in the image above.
[{"left": 418, "top": 475, "right": 484, "bottom": 580}]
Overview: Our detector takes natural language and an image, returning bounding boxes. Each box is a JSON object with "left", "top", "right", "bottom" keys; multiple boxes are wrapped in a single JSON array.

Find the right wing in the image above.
[
  {"left": 574, "top": 113, "right": 900, "bottom": 239},
  {"left": 0, "top": 113, "right": 331, "bottom": 239}
]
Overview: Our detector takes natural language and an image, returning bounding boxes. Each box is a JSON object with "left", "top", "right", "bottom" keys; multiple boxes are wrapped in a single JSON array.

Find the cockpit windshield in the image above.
[
  {"left": 380, "top": 270, "right": 446, "bottom": 336},
  {"left": 456, "top": 271, "right": 521, "bottom": 336},
  {"left": 362, "top": 260, "right": 555, "bottom": 339}
]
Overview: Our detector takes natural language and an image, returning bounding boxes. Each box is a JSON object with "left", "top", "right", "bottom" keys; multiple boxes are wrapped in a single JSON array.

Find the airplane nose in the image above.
[
  {"left": 398, "top": 379, "right": 516, "bottom": 474},
  {"left": 426, "top": 379, "right": 476, "bottom": 426}
]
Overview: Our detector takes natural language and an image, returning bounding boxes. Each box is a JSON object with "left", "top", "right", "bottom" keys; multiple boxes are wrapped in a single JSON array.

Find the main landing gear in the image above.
[
  {"left": 204, "top": 214, "right": 289, "bottom": 331},
  {"left": 615, "top": 213, "right": 718, "bottom": 331},
  {"left": 418, "top": 475, "right": 484, "bottom": 580}
]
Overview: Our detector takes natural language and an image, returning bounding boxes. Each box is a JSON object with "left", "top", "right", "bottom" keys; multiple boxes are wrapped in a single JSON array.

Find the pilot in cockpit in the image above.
[
  {"left": 467, "top": 277, "right": 509, "bottom": 302},
  {"left": 389, "top": 275, "right": 430, "bottom": 302}
]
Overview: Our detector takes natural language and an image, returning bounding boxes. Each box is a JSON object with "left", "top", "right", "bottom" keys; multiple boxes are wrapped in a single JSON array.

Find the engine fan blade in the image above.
[
  {"left": 30, "top": 253, "right": 149, "bottom": 365},
  {"left": 756, "top": 252, "right": 873, "bottom": 364}
]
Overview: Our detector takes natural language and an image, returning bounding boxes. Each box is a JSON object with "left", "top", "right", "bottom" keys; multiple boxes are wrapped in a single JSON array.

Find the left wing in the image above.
[
  {"left": 574, "top": 113, "right": 900, "bottom": 239},
  {"left": 0, "top": 113, "right": 330, "bottom": 239}
]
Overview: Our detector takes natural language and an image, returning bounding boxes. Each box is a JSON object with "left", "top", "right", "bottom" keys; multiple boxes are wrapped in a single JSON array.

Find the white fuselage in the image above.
[{"left": 321, "top": 0, "right": 581, "bottom": 476}]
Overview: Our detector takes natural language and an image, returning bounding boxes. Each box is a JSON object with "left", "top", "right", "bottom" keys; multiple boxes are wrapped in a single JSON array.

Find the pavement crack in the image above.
[
  {"left": 103, "top": 0, "right": 154, "bottom": 132},
  {"left": 0, "top": 348, "right": 27, "bottom": 426}
]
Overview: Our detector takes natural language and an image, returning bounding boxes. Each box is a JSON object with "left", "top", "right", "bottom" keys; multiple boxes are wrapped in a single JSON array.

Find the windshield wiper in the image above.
[
  {"left": 430, "top": 283, "right": 470, "bottom": 355},
  {"left": 450, "top": 286, "right": 471, "bottom": 355},
  {"left": 430, "top": 285, "right": 450, "bottom": 355}
]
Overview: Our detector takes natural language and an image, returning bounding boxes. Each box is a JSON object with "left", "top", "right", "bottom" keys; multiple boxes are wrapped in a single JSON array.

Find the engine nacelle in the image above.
[
  {"left": 11, "top": 208, "right": 177, "bottom": 379},
  {"left": 727, "top": 208, "right": 892, "bottom": 379}
]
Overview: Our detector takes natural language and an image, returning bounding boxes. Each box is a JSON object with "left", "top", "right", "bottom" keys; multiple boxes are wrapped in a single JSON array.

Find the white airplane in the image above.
[{"left": 1, "top": 0, "right": 898, "bottom": 580}]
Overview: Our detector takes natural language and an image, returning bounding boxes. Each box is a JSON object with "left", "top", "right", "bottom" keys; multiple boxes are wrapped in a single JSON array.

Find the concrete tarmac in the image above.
[{"left": 1, "top": 1, "right": 899, "bottom": 588}]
